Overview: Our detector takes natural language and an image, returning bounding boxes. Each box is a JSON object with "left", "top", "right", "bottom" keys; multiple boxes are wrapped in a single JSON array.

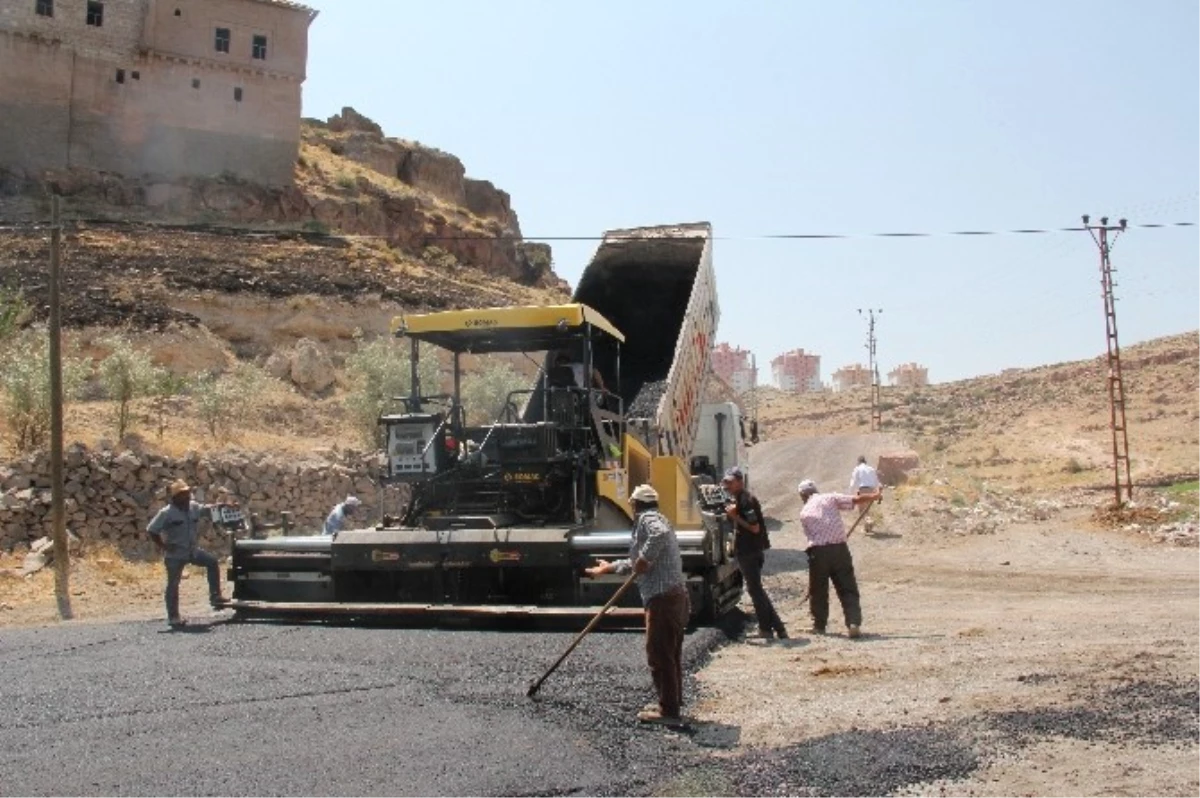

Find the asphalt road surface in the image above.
[
  {"left": 0, "top": 434, "right": 904, "bottom": 797},
  {"left": 0, "top": 617, "right": 736, "bottom": 796}
]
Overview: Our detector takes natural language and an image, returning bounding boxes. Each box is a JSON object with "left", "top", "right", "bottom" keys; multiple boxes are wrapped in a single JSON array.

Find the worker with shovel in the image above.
[
  {"left": 584, "top": 484, "right": 689, "bottom": 726},
  {"left": 797, "top": 479, "right": 881, "bottom": 639},
  {"left": 849, "top": 456, "right": 882, "bottom": 534}
]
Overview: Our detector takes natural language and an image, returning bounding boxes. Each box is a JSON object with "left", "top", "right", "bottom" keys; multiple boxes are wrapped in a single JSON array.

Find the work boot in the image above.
[
  {"left": 168, "top": 617, "right": 188, "bottom": 630},
  {"left": 210, "top": 594, "right": 229, "bottom": 609},
  {"left": 748, "top": 628, "right": 775, "bottom": 642},
  {"left": 775, "top": 626, "right": 789, "bottom": 640},
  {"left": 638, "top": 708, "right": 683, "bottom": 726},
  {"left": 848, "top": 625, "right": 862, "bottom": 639},
  {"left": 808, "top": 624, "right": 826, "bottom": 635}
]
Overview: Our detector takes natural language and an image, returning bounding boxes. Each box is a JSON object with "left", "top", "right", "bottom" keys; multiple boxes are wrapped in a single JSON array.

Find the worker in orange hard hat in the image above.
[{"left": 146, "top": 479, "right": 237, "bottom": 629}]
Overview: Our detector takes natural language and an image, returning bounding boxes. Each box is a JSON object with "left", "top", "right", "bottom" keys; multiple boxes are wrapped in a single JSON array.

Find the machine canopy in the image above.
[{"left": 391, "top": 303, "right": 625, "bottom": 354}]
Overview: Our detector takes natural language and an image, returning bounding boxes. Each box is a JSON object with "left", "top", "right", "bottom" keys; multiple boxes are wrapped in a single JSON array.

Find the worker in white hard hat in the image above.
[
  {"left": 323, "top": 495, "right": 363, "bottom": 536},
  {"left": 585, "top": 483, "right": 689, "bottom": 726},
  {"left": 796, "top": 479, "right": 880, "bottom": 638}
]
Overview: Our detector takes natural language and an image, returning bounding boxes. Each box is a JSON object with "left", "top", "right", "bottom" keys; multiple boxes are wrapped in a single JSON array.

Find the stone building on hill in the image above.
[{"left": 0, "top": 0, "right": 317, "bottom": 186}]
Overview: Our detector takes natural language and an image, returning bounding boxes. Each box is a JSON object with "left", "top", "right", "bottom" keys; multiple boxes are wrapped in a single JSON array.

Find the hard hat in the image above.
[
  {"left": 797, "top": 479, "right": 818, "bottom": 496},
  {"left": 168, "top": 479, "right": 191, "bottom": 498},
  {"left": 722, "top": 466, "right": 746, "bottom": 483},
  {"left": 629, "top": 484, "right": 659, "bottom": 503},
  {"left": 344, "top": 496, "right": 362, "bottom": 508}
]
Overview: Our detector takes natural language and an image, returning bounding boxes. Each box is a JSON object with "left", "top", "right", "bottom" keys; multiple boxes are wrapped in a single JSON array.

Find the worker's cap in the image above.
[
  {"left": 629, "top": 484, "right": 659, "bottom": 503},
  {"left": 721, "top": 466, "right": 746, "bottom": 483},
  {"left": 797, "top": 479, "right": 818, "bottom": 496},
  {"left": 168, "top": 479, "right": 191, "bottom": 497},
  {"left": 344, "top": 496, "right": 362, "bottom": 508}
]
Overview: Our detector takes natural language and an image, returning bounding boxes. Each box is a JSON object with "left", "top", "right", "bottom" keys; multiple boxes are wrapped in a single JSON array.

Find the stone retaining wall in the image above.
[{"left": 0, "top": 444, "right": 399, "bottom": 555}]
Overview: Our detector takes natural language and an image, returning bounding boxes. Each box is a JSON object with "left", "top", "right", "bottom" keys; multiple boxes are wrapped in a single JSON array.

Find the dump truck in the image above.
[{"left": 225, "top": 222, "right": 743, "bottom": 624}]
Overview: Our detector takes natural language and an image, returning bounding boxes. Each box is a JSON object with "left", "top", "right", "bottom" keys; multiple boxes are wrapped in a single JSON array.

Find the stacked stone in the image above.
[{"left": 0, "top": 443, "right": 400, "bottom": 554}]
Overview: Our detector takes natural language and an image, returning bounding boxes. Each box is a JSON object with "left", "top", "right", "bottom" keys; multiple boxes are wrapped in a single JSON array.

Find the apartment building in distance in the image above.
[
  {"left": 832, "top": 363, "right": 873, "bottom": 392},
  {"left": 771, "top": 348, "right": 821, "bottom": 393},
  {"left": 711, "top": 342, "right": 757, "bottom": 394},
  {"left": 888, "top": 362, "right": 929, "bottom": 388},
  {"left": 0, "top": 0, "right": 318, "bottom": 186}
]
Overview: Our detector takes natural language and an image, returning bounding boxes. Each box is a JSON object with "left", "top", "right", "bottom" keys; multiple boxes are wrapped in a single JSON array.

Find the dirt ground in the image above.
[{"left": 693, "top": 434, "right": 1199, "bottom": 797}]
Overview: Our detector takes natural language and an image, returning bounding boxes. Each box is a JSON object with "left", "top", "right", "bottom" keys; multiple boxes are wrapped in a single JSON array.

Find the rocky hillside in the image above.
[
  {"left": 756, "top": 332, "right": 1199, "bottom": 490},
  {"left": 0, "top": 106, "right": 568, "bottom": 341}
]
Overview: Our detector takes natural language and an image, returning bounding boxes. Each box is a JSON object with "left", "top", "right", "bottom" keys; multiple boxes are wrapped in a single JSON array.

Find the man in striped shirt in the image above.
[{"left": 797, "top": 479, "right": 881, "bottom": 638}]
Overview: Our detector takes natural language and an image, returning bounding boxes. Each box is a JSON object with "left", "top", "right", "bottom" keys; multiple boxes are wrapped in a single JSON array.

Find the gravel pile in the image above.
[
  {"left": 626, "top": 380, "right": 668, "bottom": 419},
  {"left": 989, "top": 678, "right": 1199, "bottom": 747},
  {"left": 722, "top": 725, "right": 978, "bottom": 797}
]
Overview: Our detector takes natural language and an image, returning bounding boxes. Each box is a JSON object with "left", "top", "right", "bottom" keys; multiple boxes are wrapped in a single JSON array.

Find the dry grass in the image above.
[
  {"left": 0, "top": 542, "right": 185, "bottom": 627},
  {"left": 758, "top": 332, "right": 1199, "bottom": 493}
]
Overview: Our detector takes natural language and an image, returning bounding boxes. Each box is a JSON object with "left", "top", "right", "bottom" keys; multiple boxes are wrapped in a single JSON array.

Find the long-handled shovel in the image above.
[
  {"left": 797, "top": 495, "right": 880, "bottom": 608},
  {"left": 527, "top": 570, "right": 639, "bottom": 698},
  {"left": 845, "top": 495, "right": 879, "bottom": 540}
]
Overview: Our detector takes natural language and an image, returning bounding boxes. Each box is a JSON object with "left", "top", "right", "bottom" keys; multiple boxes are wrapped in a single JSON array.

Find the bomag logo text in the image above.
[{"left": 464, "top": 318, "right": 498, "bottom": 328}]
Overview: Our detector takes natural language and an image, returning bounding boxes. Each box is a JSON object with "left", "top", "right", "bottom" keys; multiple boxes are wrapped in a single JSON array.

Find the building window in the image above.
[
  {"left": 131, "top": 70, "right": 140, "bottom": 80},
  {"left": 174, "top": 8, "right": 181, "bottom": 15},
  {"left": 252, "top": 35, "right": 267, "bottom": 60},
  {"left": 86, "top": 1, "right": 103, "bottom": 26},
  {"left": 191, "top": 78, "right": 200, "bottom": 89},
  {"left": 35, "top": 0, "right": 53, "bottom": 18},
  {"left": 115, "top": 69, "right": 125, "bottom": 83},
  {"left": 215, "top": 27, "right": 230, "bottom": 53},
  {"left": 234, "top": 87, "right": 243, "bottom": 102}
]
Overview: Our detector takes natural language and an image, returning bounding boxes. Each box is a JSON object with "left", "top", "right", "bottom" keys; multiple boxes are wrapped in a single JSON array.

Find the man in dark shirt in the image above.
[{"left": 723, "top": 466, "right": 788, "bottom": 641}]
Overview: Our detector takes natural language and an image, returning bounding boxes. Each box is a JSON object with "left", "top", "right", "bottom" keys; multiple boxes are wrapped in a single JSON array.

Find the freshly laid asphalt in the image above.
[
  {"left": 3, "top": 610, "right": 1196, "bottom": 796},
  {"left": 0, "top": 617, "right": 731, "bottom": 796}
]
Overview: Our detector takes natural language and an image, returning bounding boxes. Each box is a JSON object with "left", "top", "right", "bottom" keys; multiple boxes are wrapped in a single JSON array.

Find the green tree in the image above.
[
  {"left": 190, "top": 372, "right": 236, "bottom": 440},
  {"left": 460, "top": 360, "right": 528, "bottom": 425},
  {"left": 188, "top": 362, "right": 276, "bottom": 441},
  {"left": 0, "top": 330, "right": 89, "bottom": 452},
  {"left": 97, "top": 334, "right": 158, "bottom": 441},
  {"left": 0, "top": 284, "right": 27, "bottom": 342},
  {"left": 149, "top": 367, "right": 188, "bottom": 442},
  {"left": 344, "top": 337, "right": 441, "bottom": 447}
]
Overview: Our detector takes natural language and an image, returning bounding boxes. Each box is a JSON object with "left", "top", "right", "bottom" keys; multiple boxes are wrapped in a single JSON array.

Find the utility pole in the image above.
[
  {"left": 1082, "top": 214, "right": 1132, "bottom": 507},
  {"left": 49, "top": 194, "right": 73, "bottom": 620},
  {"left": 858, "top": 308, "right": 882, "bottom": 432}
]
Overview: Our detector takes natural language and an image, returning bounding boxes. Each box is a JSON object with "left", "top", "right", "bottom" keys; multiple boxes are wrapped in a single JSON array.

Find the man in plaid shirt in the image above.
[
  {"left": 797, "top": 478, "right": 881, "bottom": 638},
  {"left": 585, "top": 483, "right": 689, "bottom": 726}
]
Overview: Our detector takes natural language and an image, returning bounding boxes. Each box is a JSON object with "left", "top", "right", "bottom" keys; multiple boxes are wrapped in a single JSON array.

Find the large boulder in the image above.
[
  {"left": 288, "top": 338, "right": 335, "bottom": 394},
  {"left": 327, "top": 106, "right": 384, "bottom": 137},
  {"left": 396, "top": 145, "right": 467, "bottom": 206},
  {"left": 877, "top": 450, "right": 920, "bottom": 486}
]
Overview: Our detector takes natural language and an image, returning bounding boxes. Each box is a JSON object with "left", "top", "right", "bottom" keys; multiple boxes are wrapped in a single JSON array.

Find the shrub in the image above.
[
  {"left": 1064, "top": 457, "right": 1085, "bottom": 474},
  {"left": 149, "top": 368, "right": 188, "bottom": 442},
  {"left": 189, "top": 362, "right": 277, "bottom": 441},
  {"left": 460, "top": 360, "right": 529, "bottom": 426},
  {"left": 0, "top": 284, "right": 27, "bottom": 342},
  {"left": 97, "top": 334, "right": 158, "bottom": 441},
  {"left": 0, "top": 330, "right": 89, "bottom": 452},
  {"left": 345, "top": 337, "right": 442, "bottom": 447},
  {"left": 190, "top": 372, "right": 236, "bottom": 440}
]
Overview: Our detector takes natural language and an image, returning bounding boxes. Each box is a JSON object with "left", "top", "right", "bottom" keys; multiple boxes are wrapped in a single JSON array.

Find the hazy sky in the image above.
[{"left": 300, "top": 0, "right": 1198, "bottom": 385}]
